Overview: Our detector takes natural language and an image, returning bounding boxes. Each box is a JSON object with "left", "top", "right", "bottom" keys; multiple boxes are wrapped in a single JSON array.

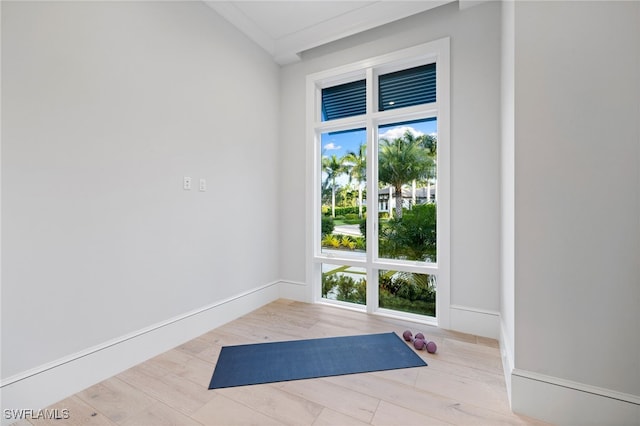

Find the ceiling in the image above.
[{"left": 204, "top": 1, "right": 460, "bottom": 65}]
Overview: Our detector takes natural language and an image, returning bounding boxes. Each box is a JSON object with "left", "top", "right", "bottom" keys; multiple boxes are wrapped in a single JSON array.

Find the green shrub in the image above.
[
  {"left": 321, "top": 273, "right": 366, "bottom": 305},
  {"left": 323, "top": 206, "right": 367, "bottom": 217},
  {"left": 336, "top": 275, "right": 366, "bottom": 304},
  {"left": 378, "top": 270, "right": 436, "bottom": 317},
  {"left": 321, "top": 216, "right": 334, "bottom": 236},
  {"left": 340, "top": 236, "right": 356, "bottom": 250},
  {"left": 379, "top": 203, "right": 436, "bottom": 262},
  {"left": 322, "top": 273, "right": 337, "bottom": 298},
  {"left": 321, "top": 234, "right": 341, "bottom": 248},
  {"left": 321, "top": 234, "right": 364, "bottom": 252},
  {"left": 379, "top": 289, "right": 435, "bottom": 317},
  {"left": 359, "top": 219, "right": 366, "bottom": 238},
  {"left": 324, "top": 268, "right": 434, "bottom": 314}
]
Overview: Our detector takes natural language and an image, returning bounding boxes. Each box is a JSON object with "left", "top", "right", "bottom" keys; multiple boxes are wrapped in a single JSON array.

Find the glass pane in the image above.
[
  {"left": 379, "top": 270, "right": 436, "bottom": 317},
  {"left": 320, "top": 128, "right": 367, "bottom": 256},
  {"left": 377, "top": 118, "right": 437, "bottom": 263},
  {"left": 322, "top": 263, "right": 367, "bottom": 306},
  {"left": 378, "top": 63, "right": 436, "bottom": 111},
  {"left": 321, "top": 80, "right": 366, "bottom": 121}
]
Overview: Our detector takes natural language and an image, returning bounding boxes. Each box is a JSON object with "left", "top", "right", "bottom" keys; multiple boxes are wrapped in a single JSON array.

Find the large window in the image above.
[{"left": 307, "top": 39, "right": 450, "bottom": 326}]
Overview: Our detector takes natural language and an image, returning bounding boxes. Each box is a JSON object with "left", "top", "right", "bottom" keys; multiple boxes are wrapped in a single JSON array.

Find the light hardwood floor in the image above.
[{"left": 16, "top": 299, "right": 548, "bottom": 426}]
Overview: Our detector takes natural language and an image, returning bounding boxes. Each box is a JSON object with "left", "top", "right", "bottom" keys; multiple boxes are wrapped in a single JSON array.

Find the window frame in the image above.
[{"left": 305, "top": 38, "right": 450, "bottom": 328}]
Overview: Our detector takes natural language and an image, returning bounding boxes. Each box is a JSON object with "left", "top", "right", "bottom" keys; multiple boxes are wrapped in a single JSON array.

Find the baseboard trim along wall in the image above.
[
  {"left": 511, "top": 369, "right": 640, "bottom": 425},
  {"left": 278, "top": 279, "right": 310, "bottom": 302},
  {"left": 0, "top": 281, "right": 282, "bottom": 425},
  {"left": 279, "top": 285, "right": 501, "bottom": 340},
  {"left": 449, "top": 304, "right": 500, "bottom": 339}
]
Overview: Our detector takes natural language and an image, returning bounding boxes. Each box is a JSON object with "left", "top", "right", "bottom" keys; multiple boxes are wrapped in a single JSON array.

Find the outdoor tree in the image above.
[
  {"left": 322, "top": 154, "right": 347, "bottom": 218},
  {"left": 419, "top": 134, "right": 437, "bottom": 202},
  {"left": 378, "top": 130, "right": 432, "bottom": 218},
  {"left": 344, "top": 143, "right": 366, "bottom": 218}
]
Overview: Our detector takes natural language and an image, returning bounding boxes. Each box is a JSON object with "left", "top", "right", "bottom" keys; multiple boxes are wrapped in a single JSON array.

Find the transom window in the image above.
[{"left": 306, "top": 39, "right": 450, "bottom": 327}]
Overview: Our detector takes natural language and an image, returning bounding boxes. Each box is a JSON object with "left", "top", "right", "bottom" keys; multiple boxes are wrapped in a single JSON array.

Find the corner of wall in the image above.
[
  {"left": 448, "top": 305, "right": 500, "bottom": 340},
  {"left": 278, "top": 279, "right": 311, "bottom": 303},
  {"left": 499, "top": 317, "right": 514, "bottom": 407}
]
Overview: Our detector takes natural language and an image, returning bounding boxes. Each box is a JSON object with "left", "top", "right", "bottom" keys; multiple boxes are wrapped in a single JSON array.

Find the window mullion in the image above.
[
  {"left": 364, "top": 67, "right": 377, "bottom": 313},
  {"left": 372, "top": 103, "right": 438, "bottom": 125},
  {"left": 313, "top": 116, "right": 367, "bottom": 134}
]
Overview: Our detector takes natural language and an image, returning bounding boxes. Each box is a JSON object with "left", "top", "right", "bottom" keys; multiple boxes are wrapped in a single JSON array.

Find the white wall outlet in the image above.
[
  {"left": 199, "top": 178, "right": 207, "bottom": 192},
  {"left": 183, "top": 176, "right": 192, "bottom": 190}
]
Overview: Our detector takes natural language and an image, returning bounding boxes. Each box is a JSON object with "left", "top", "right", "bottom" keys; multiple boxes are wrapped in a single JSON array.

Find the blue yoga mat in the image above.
[{"left": 208, "top": 332, "right": 427, "bottom": 389}]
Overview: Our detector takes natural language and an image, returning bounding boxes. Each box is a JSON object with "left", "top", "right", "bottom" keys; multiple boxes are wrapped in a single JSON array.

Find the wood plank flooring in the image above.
[{"left": 19, "top": 299, "right": 549, "bottom": 426}]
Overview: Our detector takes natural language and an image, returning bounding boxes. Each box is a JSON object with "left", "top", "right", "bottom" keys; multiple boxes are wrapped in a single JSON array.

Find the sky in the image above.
[{"left": 321, "top": 118, "right": 437, "bottom": 160}]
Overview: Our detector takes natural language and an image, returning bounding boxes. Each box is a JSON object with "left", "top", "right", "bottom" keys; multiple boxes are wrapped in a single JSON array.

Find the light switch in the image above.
[
  {"left": 183, "top": 176, "right": 192, "bottom": 190},
  {"left": 199, "top": 178, "right": 207, "bottom": 192}
]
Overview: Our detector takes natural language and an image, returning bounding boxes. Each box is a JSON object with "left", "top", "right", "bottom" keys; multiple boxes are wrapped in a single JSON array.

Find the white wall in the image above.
[
  {"left": 1, "top": 0, "right": 280, "bottom": 407},
  {"left": 511, "top": 1, "right": 640, "bottom": 423},
  {"left": 279, "top": 1, "right": 503, "bottom": 334}
]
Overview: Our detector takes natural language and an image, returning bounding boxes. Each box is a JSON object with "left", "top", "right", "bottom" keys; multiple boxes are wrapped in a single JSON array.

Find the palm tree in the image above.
[
  {"left": 419, "top": 134, "right": 437, "bottom": 203},
  {"left": 344, "top": 143, "right": 366, "bottom": 218},
  {"left": 418, "top": 133, "right": 437, "bottom": 155},
  {"left": 378, "top": 130, "right": 432, "bottom": 219},
  {"left": 322, "top": 154, "right": 346, "bottom": 218}
]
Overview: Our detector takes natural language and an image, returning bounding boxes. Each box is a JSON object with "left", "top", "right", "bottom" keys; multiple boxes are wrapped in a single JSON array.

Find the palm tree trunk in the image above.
[
  {"left": 331, "top": 184, "right": 336, "bottom": 218},
  {"left": 411, "top": 180, "right": 416, "bottom": 206},
  {"left": 357, "top": 184, "right": 363, "bottom": 218},
  {"left": 395, "top": 184, "right": 403, "bottom": 218}
]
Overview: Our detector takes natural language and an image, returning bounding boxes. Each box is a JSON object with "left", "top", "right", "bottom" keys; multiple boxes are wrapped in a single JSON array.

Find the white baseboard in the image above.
[
  {"left": 0, "top": 281, "right": 281, "bottom": 425},
  {"left": 501, "top": 321, "right": 640, "bottom": 424},
  {"left": 278, "top": 279, "right": 310, "bottom": 302},
  {"left": 511, "top": 369, "right": 640, "bottom": 425},
  {"left": 279, "top": 287, "right": 501, "bottom": 340},
  {"left": 449, "top": 304, "right": 500, "bottom": 339}
]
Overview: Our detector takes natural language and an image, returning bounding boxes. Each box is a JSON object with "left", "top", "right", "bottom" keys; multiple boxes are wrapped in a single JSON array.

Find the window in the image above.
[
  {"left": 321, "top": 80, "right": 366, "bottom": 121},
  {"left": 379, "top": 63, "right": 436, "bottom": 111},
  {"left": 306, "top": 39, "right": 450, "bottom": 327}
]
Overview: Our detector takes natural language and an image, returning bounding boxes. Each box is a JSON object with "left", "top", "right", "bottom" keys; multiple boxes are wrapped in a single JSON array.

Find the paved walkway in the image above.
[{"left": 333, "top": 224, "right": 362, "bottom": 237}]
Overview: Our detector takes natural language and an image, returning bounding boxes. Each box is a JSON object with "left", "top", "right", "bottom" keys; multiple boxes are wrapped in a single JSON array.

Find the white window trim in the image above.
[{"left": 305, "top": 38, "right": 450, "bottom": 329}]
